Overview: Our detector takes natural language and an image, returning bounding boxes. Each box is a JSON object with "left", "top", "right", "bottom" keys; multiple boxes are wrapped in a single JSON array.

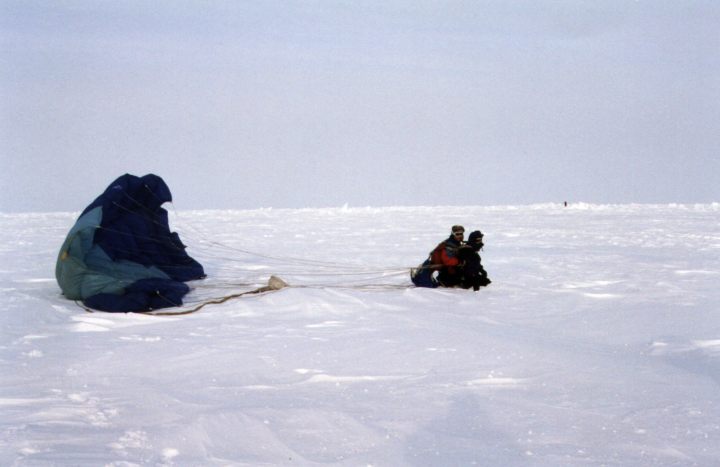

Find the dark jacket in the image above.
[{"left": 456, "top": 245, "right": 491, "bottom": 291}]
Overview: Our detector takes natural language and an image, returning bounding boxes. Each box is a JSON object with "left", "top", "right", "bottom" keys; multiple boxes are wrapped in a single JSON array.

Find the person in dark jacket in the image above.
[
  {"left": 457, "top": 230, "right": 491, "bottom": 291},
  {"left": 411, "top": 225, "right": 465, "bottom": 288}
]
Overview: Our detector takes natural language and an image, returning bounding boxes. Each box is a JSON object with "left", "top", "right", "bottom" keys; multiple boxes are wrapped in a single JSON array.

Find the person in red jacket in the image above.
[
  {"left": 434, "top": 225, "right": 465, "bottom": 287},
  {"left": 411, "top": 225, "right": 465, "bottom": 288}
]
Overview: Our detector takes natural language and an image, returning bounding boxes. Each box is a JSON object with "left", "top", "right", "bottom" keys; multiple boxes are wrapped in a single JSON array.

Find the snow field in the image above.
[{"left": 1, "top": 204, "right": 719, "bottom": 465}]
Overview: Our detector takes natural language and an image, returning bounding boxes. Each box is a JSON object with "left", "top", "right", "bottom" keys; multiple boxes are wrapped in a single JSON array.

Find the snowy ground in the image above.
[{"left": 1, "top": 204, "right": 719, "bottom": 466}]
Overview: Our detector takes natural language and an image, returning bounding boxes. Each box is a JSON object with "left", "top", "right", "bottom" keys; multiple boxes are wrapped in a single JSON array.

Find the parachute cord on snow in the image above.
[
  {"left": 77, "top": 276, "right": 291, "bottom": 316},
  {"left": 76, "top": 278, "right": 414, "bottom": 316}
]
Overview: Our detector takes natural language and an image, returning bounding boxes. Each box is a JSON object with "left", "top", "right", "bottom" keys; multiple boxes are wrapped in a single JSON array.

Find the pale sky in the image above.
[{"left": 1, "top": 1, "right": 719, "bottom": 212}]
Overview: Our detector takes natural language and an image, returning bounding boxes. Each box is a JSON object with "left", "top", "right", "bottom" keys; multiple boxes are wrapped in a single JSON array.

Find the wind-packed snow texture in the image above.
[{"left": 2, "top": 204, "right": 719, "bottom": 466}]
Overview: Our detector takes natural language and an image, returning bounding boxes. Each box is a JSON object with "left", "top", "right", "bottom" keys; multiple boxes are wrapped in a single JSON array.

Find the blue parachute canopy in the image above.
[{"left": 56, "top": 174, "right": 205, "bottom": 312}]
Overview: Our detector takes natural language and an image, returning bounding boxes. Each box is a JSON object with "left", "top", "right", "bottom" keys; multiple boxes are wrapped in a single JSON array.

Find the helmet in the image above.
[{"left": 451, "top": 225, "right": 465, "bottom": 234}]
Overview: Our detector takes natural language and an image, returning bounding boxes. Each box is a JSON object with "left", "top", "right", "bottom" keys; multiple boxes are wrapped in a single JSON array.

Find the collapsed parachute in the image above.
[{"left": 56, "top": 174, "right": 205, "bottom": 312}]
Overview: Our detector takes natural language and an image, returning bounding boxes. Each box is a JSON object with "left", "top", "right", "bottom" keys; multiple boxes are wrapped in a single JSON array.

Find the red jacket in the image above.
[{"left": 429, "top": 237, "right": 461, "bottom": 268}]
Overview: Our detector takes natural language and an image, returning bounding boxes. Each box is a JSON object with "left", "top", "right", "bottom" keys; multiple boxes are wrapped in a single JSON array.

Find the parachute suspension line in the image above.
[
  {"left": 290, "top": 283, "right": 411, "bottom": 291},
  {"left": 301, "top": 269, "right": 410, "bottom": 286},
  {"left": 188, "top": 242, "right": 406, "bottom": 273},
  {"left": 257, "top": 268, "right": 410, "bottom": 278},
  {"left": 122, "top": 185, "right": 403, "bottom": 276},
  {"left": 109, "top": 193, "right": 415, "bottom": 288},
  {"left": 170, "top": 215, "right": 386, "bottom": 272},
  {"left": 161, "top": 201, "right": 361, "bottom": 270},
  {"left": 166, "top": 202, "right": 415, "bottom": 276}
]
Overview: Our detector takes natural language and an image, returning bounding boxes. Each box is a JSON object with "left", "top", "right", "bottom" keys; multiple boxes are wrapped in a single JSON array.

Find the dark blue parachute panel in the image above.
[{"left": 56, "top": 174, "right": 205, "bottom": 312}]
